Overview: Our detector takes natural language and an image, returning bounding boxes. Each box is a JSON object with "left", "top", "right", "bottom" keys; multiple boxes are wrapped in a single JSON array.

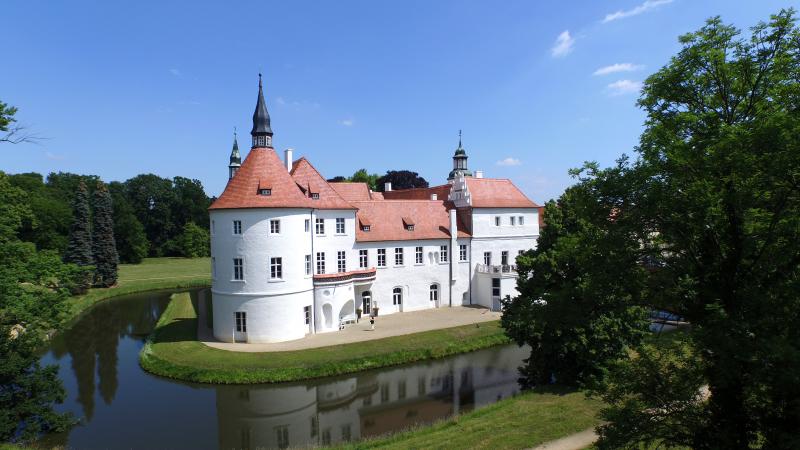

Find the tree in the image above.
[
  {"left": 376, "top": 170, "right": 429, "bottom": 191},
  {"left": 63, "top": 181, "right": 93, "bottom": 268},
  {"left": 327, "top": 176, "right": 348, "bottom": 183},
  {"left": 91, "top": 182, "right": 118, "bottom": 287},
  {"left": 502, "top": 162, "right": 650, "bottom": 388},
  {"left": 175, "top": 222, "right": 210, "bottom": 258},
  {"left": 350, "top": 168, "right": 380, "bottom": 191},
  {"left": 108, "top": 182, "right": 148, "bottom": 264},
  {"left": 0, "top": 172, "right": 76, "bottom": 442},
  {"left": 124, "top": 174, "right": 176, "bottom": 256},
  {"left": 172, "top": 176, "right": 211, "bottom": 229},
  {"left": 0, "top": 100, "right": 36, "bottom": 144},
  {"left": 8, "top": 173, "right": 72, "bottom": 252}
]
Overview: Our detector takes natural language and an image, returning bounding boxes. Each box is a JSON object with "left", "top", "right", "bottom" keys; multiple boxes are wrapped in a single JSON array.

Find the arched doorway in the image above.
[
  {"left": 322, "top": 303, "right": 333, "bottom": 329},
  {"left": 429, "top": 283, "right": 440, "bottom": 308},
  {"left": 361, "top": 291, "right": 372, "bottom": 316},
  {"left": 392, "top": 287, "right": 403, "bottom": 312}
]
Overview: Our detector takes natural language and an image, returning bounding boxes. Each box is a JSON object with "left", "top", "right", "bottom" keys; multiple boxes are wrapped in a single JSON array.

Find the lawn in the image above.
[
  {"left": 334, "top": 386, "right": 603, "bottom": 450},
  {"left": 139, "top": 292, "right": 511, "bottom": 384},
  {"left": 64, "top": 257, "right": 211, "bottom": 326}
]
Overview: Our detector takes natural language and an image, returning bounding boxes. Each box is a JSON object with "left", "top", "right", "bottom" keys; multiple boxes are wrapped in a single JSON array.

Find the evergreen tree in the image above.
[
  {"left": 91, "top": 182, "right": 118, "bottom": 287},
  {"left": 63, "top": 181, "right": 93, "bottom": 267}
]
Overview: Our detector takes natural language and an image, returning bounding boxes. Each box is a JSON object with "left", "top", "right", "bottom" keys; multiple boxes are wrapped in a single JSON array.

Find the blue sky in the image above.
[{"left": 2, "top": 0, "right": 795, "bottom": 201}]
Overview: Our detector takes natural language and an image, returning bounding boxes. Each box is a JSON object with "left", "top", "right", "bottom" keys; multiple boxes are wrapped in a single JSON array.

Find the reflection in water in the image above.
[
  {"left": 41, "top": 289, "right": 527, "bottom": 450},
  {"left": 216, "top": 345, "right": 527, "bottom": 449}
]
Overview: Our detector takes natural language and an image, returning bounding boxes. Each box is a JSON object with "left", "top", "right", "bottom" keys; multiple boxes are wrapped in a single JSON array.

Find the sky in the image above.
[{"left": 2, "top": 0, "right": 796, "bottom": 202}]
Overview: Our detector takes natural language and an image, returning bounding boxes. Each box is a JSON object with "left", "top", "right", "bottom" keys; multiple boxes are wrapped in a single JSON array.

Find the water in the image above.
[{"left": 39, "top": 289, "right": 528, "bottom": 449}]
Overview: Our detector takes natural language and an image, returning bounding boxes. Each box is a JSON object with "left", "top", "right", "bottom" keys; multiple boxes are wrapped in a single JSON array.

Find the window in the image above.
[
  {"left": 398, "top": 380, "right": 406, "bottom": 400},
  {"left": 258, "top": 188, "right": 271, "bottom": 196},
  {"left": 494, "top": 216, "right": 501, "bottom": 227},
  {"left": 459, "top": 244, "right": 467, "bottom": 261},
  {"left": 316, "top": 252, "right": 325, "bottom": 274},
  {"left": 418, "top": 377, "right": 427, "bottom": 396},
  {"left": 305, "top": 219, "right": 310, "bottom": 232},
  {"left": 235, "top": 311, "right": 246, "bottom": 332},
  {"left": 233, "top": 258, "right": 244, "bottom": 280},
  {"left": 304, "top": 306, "right": 311, "bottom": 325},
  {"left": 233, "top": 220, "right": 242, "bottom": 234},
  {"left": 519, "top": 216, "right": 524, "bottom": 225},
  {"left": 342, "top": 424, "right": 352, "bottom": 442},
  {"left": 362, "top": 225, "right": 371, "bottom": 232},
  {"left": 483, "top": 252, "right": 492, "bottom": 266},
  {"left": 518, "top": 249, "right": 525, "bottom": 256},
  {"left": 270, "top": 219, "right": 280, "bottom": 234},
  {"left": 359, "top": 249, "right": 368, "bottom": 268},
  {"left": 311, "top": 192, "right": 320, "bottom": 200},
  {"left": 336, "top": 217, "right": 345, "bottom": 234},
  {"left": 337, "top": 251, "right": 346, "bottom": 273},
  {"left": 381, "top": 384, "right": 390, "bottom": 403},
  {"left": 270, "top": 257, "right": 282, "bottom": 279},
  {"left": 212, "top": 257, "right": 216, "bottom": 278},
  {"left": 501, "top": 251, "right": 509, "bottom": 266},
  {"left": 275, "top": 425, "right": 289, "bottom": 449},
  {"left": 311, "top": 416, "right": 318, "bottom": 438},
  {"left": 415, "top": 246, "right": 423, "bottom": 264},
  {"left": 315, "top": 218, "right": 325, "bottom": 235},
  {"left": 305, "top": 254, "right": 312, "bottom": 275},
  {"left": 322, "top": 429, "right": 331, "bottom": 446},
  {"left": 492, "top": 278, "right": 501, "bottom": 297},
  {"left": 393, "top": 287, "right": 402, "bottom": 305},
  {"left": 406, "top": 224, "right": 414, "bottom": 231},
  {"left": 510, "top": 216, "right": 516, "bottom": 226},
  {"left": 377, "top": 249, "right": 386, "bottom": 267},
  {"left": 440, "top": 245, "right": 449, "bottom": 262},
  {"left": 430, "top": 284, "right": 439, "bottom": 302},
  {"left": 394, "top": 247, "right": 404, "bottom": 266}
]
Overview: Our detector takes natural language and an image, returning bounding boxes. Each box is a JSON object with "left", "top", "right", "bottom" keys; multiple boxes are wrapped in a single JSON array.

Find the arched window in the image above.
[
  {"left": 429, "top": 284, "right": 439, "bottom": 302},
  {"left": 392, "top": 287, "right": 402, "bottom": 305}
]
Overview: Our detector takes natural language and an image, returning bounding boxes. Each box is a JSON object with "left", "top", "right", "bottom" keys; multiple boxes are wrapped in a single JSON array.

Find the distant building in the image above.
[{"left": 209, "top": 76, "right": 542, "bottom": 343}]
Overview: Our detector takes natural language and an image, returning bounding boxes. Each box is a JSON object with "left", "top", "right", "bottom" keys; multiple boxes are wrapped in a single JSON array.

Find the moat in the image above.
[{"left": 39, "top": 289, "right": 528, "bottom": 449}]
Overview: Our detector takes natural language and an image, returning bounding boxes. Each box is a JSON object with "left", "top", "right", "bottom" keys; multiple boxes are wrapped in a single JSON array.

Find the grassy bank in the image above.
[
  {"left": 140, "top": 292, "right": 511, "bottom": 384},
  {"left": 63, "top": 257, "right": 211, "bottom": 326},
  {"left": 334, "top": 386, "right": 603, "bottom": 450}
]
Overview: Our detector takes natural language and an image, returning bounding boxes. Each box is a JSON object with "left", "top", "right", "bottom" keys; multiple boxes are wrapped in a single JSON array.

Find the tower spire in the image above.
[
  {"left": 251, "top": 73, "right": 273, "bottom": 148},
  {"left": 228, "top": 128, "right": 241, "bottom": 180},
  {"left": 448, "top": 130, "right": 472, "bottom": 181}
]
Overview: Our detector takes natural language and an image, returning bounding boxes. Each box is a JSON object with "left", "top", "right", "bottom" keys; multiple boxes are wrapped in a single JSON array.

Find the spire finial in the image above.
[
  {"left": 458, "top": 129, "right": 462, "bottom": 148},
  {"left": 258, "top": 73, "right": 262, "bottom": 88}
]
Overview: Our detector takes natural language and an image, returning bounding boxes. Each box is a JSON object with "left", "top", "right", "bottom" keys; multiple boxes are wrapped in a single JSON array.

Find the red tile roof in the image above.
[
  {"left": 382, "top": 184, "right": 451, "bottom": 201},
  {"left": 465, "top": 178, "right": 539, "bottom": 208},
  {"left": 290, "top": 158, "right": 357, "bottom": 210},
  {"left": 329, "top": 182, "right": 373, "bottom": 201},
  {"left": 209, "top": 148, "right": 312, "bottom": 210},
  {"left": 352, "top": 200, "right": 470, "bottom": 242}
]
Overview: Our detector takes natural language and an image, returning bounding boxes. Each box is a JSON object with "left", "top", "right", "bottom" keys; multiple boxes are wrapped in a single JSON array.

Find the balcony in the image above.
[
  {"left": 313, "top": 268, "right": 377, "bottom": 285},
  {"left": 476, "top": 264, "right": 517, "bottom": 275}
]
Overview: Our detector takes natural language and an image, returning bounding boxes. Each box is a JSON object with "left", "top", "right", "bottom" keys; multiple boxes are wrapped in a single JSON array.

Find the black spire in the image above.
[
  {"left": 251, "top": 73, "right": 273, "bottom": 148},
  {"left": 230, "top": 129, "right": 241, "bottom": 165},
  {"left": 448, "top": 130, "right": 472, "bottom": 181}
]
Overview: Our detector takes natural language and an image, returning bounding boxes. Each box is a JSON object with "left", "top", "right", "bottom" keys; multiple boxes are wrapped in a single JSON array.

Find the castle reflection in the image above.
[{"left": 215, "top": 345, "right": 527, "bottom": 449}]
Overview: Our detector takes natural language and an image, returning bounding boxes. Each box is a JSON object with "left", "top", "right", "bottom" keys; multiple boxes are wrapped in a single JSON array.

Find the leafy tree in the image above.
[
  {"left": 376, "top": 170, "right": 429, "bottom": 191},
  {"left": 8, "top": 173, "right": 71, "bottom": 252},
  {"left": 502, "top": 162, "right": 650, "bottom": 388},
  {"left": 350, "top": 168, "right": 380, "bottom": 191},
  {"left": 108, "top": 182, "right": 148, "bottom": 264},
  {"left": 0, "top": 172, "right": 76, "bottom": 442},
  {"left": 63, "top": 181, "right": 93, "bottom": 268},
  {"left": 172, "top": 176, "right": 211, "bottom": 229},
  {"left": 175, "top": 222, "right": 210, "bottom": 258},
  {"left": 91, "top": 182, "right": 118, "bottom": 287},
  {"left": 124, "top": 174, "right": 176, "bottom": 256},
  {"left": 327, "top": 176, "right": 348, "bottom": 182},
  {"left": 0, "top": 100, "right": 35, "bottom": 144}
]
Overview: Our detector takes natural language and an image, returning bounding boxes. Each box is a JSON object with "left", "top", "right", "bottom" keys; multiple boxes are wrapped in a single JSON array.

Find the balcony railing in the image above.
[
  {"left": 476, "top": 264, "right": 517, "bottom": 274},
  {"left": 313, "top": 268, "right": 377, "bottom": 285}
]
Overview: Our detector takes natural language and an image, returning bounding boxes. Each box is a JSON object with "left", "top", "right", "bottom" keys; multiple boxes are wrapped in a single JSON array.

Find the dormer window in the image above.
[
  {"left": 402, "top": 216, "right": 415, "bottom": 232},
  {"left": 259, "top": 188, "right": 271, "bottom": 196},
  {"left": 362, "top": 225, "right": 371, "bottom": 232},
  {"left": 311, "top": 193, "right": 320, "bottom": 200},
  {"left": 406, "top": 225, "right": 415, "bottom": 231}
]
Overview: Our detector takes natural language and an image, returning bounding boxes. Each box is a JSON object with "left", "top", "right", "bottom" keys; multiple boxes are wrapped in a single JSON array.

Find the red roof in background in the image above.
[
  {"left": 465, "top": 178, "right": 539, "bottom": 208},
  {"left": 382, "top": 184, "right": 451, "bottom": 201},
  {"left": 209, "top": 148, "right": 311, "bottom": 210},
  {"left": 352, "top": 200, "right": 470, "bottom": 242},
  {"left": 329, "top": 182, "right": 373, "bottom": 201},
  {"left": 290, "top": 158, "right": 357, "bottom": 210}
]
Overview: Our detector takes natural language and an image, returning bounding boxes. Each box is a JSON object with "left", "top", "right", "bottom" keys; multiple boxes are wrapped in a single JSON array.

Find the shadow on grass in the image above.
[{"left": 151, "top": 318, "right": 197, "bottom": 344}]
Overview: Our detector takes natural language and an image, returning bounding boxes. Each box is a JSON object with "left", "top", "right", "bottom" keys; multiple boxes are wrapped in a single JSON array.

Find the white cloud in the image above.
[
  {"left": 551, "top": 30, "right": 575, "bottom": 58},
  {"left": 339, "top": 118, "right": 354, "bottom": 127},
  {"left": 593, "top": 63, "right": 644, "bottom": 76},
  {"left": 496, "top": 157, "right": 522, "bottom": 166},
  {"left": 169, "top": 68, "right": 181, "bottom": 76},
  {"left": 602, "top": 0, "right": 673, "bottom": 23},
  {"left": 607, "top": 79, "right": 643, "bottom": 96}
]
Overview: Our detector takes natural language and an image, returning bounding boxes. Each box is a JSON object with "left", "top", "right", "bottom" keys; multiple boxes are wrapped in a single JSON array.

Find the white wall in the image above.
[{"left": 471, "top": 207, "right": 539, "bottom": 238}]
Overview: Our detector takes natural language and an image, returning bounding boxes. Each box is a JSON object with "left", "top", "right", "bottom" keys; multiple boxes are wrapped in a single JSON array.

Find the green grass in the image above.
[
  {"left": 334, "top": 386, "right": 603, "bottom": 450},
  {"left": 139, "top": 292, "right": 511, "bottom": 384},
  {"left": 63, "top": 257, "right": 211, "bottom": 327}
]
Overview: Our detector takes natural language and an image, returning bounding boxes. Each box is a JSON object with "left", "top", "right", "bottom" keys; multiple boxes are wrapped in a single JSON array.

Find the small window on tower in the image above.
[
  {"left": 362, "top": 225, "right": 371, "bottom": 232},
  {"left": 259, "top": 188, "right": 271, "bottom": 196}
]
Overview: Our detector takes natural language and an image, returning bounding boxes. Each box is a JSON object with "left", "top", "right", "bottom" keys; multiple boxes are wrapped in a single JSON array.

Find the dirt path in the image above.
[{"left": 530, "top": 427, "right": 598, "bottom": 450}]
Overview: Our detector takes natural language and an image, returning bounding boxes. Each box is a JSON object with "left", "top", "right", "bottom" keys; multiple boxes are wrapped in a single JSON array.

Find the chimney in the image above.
[
  {"left": 284, "top": 148, "right": 293, "bottom": 172},
  {"left": 431, "top": 193, "right": 438, "bottom": 200},
  {"left": 475, "top": 170, "right": 484, "bottom": 179},
  {"left": 384, "top": 182, "right": 392, "bottom": 192}
]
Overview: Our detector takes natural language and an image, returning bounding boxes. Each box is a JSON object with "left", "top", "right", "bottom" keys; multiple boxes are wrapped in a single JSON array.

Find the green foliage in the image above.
[
  {"left": 0, "top": 101, "right": 17, "bottom": 133},
  {"left": 175, "top": 222, "right": 210, "bottom": 258},
  {"left": 350, "top": 168, "right": 380, "bottom": 191},
  {"left": 63, "top": 181, "right": 93, "bottom": 269},
  {"left": 124, "top": 174, "right": 176, "bottom": 256},
  {"left": 107, "top": 182, "right": 148, "bottom": 264},
  {"left": 502, "top": 164, "right": 650, "bottom": 388},
  {"left": 91, "top": 182, "right": 118, "bottom": 287},
  {"left": 376, "top": 170, "right": 429, "bottom": 191}
]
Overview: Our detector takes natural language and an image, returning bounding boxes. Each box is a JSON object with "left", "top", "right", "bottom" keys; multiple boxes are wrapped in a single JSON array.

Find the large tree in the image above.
[
  {"left": 91, "top": 182, "right": 118, "bottom": 287},
  {"left": 63, "top": 181, "right": 93, "bottom": 268},
  {"left": 107, "top": 182, "right": 148, "bottom": 264},
  {"left": 124, "top": 174, "right": 176, "bottom": 256},
  {"left": 376, "top": 170, "right": 429, "bottom": 191}
]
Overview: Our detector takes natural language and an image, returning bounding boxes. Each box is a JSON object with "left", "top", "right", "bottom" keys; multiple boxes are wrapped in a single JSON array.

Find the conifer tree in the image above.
[
  {"left": 91, "top": 181, "right": 118, "bottom": 287},
  {"left": 64, "top": 181, "right": 93, "bottom": 267}
]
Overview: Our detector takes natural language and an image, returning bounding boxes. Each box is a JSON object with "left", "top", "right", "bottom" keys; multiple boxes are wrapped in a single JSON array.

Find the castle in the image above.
[{"left": 208, "top": 76, "right": 541, "bottom": 343}]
